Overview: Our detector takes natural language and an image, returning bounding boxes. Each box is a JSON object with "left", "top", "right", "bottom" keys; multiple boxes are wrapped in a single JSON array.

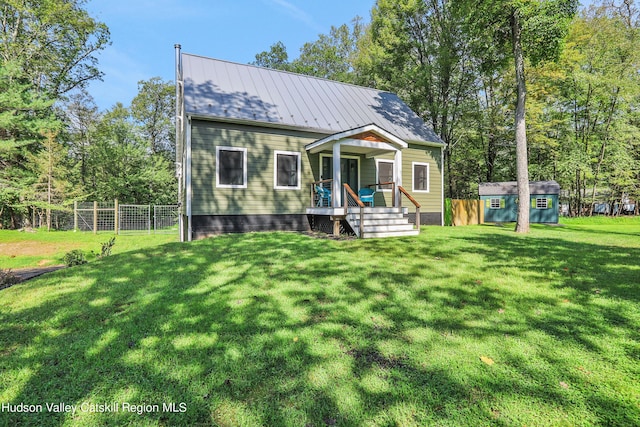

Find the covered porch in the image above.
[{"left": 304, "top": 124, "right": 422, "bottom": 238}]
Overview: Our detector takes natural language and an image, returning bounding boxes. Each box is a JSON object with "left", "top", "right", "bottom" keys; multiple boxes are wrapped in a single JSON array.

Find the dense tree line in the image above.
[
  {"left": 2, "top": 0, "right": 638, "bottom": 229},
  {"left": 0, "top": 1, "right": 176, "bottom": 229},
  {"left": 256, "top": 0, "right": 640, "bottom": 219}
]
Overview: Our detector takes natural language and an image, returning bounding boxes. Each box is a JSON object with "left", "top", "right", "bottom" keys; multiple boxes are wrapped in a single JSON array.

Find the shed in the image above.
[{"left": 479, "top": 181, "right": 560, "bottom": 224}]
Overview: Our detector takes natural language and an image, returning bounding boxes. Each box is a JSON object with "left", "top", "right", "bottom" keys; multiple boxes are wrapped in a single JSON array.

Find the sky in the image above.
[{"left": 85, "top": 0, "right": 376, "bottom": 111}]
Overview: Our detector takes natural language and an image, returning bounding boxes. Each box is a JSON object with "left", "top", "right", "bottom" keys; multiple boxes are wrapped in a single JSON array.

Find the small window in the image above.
[
  {"left": 376, "top": 160, "right": 394, "bottom": 191},
  {"left": 274, "top": 150, "right": 301, "bottom": 190},
  {"left": 216, "top": 146, "right": 247, "bottom": 188},
  {"left": 536, "top": 198, "right": 548, "bottom": 209},
  {"left": 490, "top": 198, "right": 502, "bottom": 209},
  {"left": 413, "top": 162, "right": 429, "bottom": 192}
]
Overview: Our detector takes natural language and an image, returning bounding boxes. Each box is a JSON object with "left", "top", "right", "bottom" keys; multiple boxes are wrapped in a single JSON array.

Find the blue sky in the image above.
[{"left": 85, "top": 0, "right": 375, "bottom": 111}]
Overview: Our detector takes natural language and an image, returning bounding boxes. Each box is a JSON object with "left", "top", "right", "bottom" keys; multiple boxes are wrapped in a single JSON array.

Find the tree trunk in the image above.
[{"left": 512, "top": 8, "right": 530, "bottom": 233}]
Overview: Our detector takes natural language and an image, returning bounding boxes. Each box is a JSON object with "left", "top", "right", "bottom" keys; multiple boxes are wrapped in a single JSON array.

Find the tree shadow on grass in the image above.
[{"left": 1, "top": 230, "right": 638, "bottom": 426}]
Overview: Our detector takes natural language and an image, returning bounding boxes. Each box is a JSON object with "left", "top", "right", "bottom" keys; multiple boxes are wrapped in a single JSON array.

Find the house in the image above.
[
  {"left": 479, "top": 181, "right": 560, "bottom": 224},
  {"left": 174, "top": 46, "right": 445, "bottom": 241}
]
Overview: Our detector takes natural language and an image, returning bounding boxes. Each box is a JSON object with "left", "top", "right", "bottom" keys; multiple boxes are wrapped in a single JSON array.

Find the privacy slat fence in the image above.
[
  {"left": 74, "top": 200, "right": 178, "bottom": 234},
  {"left": 444, "top": 199, "right": 484, "bottom": 226}
]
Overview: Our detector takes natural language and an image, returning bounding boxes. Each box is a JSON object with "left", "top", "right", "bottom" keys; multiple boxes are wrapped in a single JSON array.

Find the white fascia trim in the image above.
[
  {"left": 306, "top": 124, "right": 408, "bottom": 153},
  {"left": 341, "top": 139, "right": 398, "bottom": 152}
]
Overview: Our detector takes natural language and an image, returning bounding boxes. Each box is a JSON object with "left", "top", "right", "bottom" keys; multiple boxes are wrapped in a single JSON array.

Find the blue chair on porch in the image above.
[
  {"left": 315, "top": 185, "right": 332, "bottom": 207},
  {"left": 358, "top": 188, "right": 375, "bottom": 207}
]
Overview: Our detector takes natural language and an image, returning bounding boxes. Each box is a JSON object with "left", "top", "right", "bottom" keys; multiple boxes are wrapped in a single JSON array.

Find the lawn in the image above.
[
  {"left": 0, "top": 230, "right": 178, "bottom": 269},
  {"left": 0, "top": 221, "right": 639, "bottom": 426}
]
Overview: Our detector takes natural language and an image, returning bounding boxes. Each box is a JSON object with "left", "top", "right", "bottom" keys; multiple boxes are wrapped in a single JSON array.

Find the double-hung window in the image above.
[
  {"left": 274, "top": 150, "right": 301, "bottom": 190},
  {"left": 216, "top": 146, "right": 247, "bottom": 188},
  {"left": 490, "top": 198, "right": 502, "bottom": 209}
]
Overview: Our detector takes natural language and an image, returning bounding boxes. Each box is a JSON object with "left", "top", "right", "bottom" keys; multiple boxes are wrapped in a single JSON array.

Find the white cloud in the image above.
[{"left": 264, "top": 0, "right": 324, "bottom": 32}]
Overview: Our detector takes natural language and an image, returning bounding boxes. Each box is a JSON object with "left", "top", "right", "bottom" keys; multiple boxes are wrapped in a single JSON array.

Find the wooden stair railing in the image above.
[
  {"left": 398, "top": 186, "right": 421, "bottom": 230},
  {"left": 343, "top": 183, "right": 365, "bottom": 237}
]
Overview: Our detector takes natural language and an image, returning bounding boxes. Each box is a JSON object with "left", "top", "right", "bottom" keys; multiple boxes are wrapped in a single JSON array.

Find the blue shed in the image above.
[{"left": 479, "top": 181, "right": 560, "bottom": 224}]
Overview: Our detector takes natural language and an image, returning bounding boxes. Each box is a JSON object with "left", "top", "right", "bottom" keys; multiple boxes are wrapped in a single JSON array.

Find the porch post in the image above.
[
  {"left": 332, "top": 143, "right": 341, "bottom": 208},
  {"left": 394, "top": 149, "right": 402, "bottom": 208}
]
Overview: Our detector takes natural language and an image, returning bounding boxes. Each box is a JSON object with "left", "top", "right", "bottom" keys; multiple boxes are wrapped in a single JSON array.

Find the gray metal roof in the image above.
[
  {"left": 479, "top": 181, "right": 561, "bottom": 196},
  {"left": 181, "top": 53, "right": 443, "bottom": 145}
]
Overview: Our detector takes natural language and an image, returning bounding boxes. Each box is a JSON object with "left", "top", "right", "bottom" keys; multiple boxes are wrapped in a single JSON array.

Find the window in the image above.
[
  {"left": 412, "top": 162, "right": 429, "bottom": 192},
  {"left": 490, "top": 198, "right": 502, "bottom": 209},
  {"left": 376, "top": 160, "right": 394, "bottom": 191},
  {"left": 216, "top": 146, "right": 247, "bottom": 188},
  {"left": 274, "top": 150, "right": 301, "bottom": 190},
  {"left": 536, "top": 198, "right": 548, "bottom": 209}
]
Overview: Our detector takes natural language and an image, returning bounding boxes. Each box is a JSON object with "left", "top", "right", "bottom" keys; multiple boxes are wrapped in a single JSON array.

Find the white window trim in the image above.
[
  {"left": 274, "top": 150, "right": 301, "bottom": 190},
  {"left": 375, "top": 159, "right": 394, "bottom": 192},
  {"left": 216, "top": 146, "right": 247, "bottom": 189},
  {"left": 536, "top": 198, "right": 548, "bottom": 209},
  {"left": 490, "top": 198, "right": 501, "bottom": 209},
  {"left": 412, "top": 162, "right": 430, "bottom": 193}
]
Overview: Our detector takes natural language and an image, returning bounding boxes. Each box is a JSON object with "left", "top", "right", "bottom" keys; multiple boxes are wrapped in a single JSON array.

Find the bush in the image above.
[
  {"left": 0, "top": 269, "right": 21, "bottom": 290},
  {"left": 99, "top": 237, "right": 116, "bottom": 258},
  {"left": 63, "top": 250, "right": 87, "bottom": 267}
]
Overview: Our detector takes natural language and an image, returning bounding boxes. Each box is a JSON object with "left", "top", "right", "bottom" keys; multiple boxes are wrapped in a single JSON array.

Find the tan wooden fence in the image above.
[{"left": 448, "top": 199, "right": 484, "bottom": 226}]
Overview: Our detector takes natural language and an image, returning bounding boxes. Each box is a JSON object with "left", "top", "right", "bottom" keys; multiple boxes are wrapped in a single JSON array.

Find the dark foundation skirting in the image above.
[{"left": 192, "top": 214, "right": 311, "bottom": 239}]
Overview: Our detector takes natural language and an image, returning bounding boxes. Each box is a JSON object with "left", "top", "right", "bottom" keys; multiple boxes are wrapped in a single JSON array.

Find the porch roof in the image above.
[{"left": 305, "top": 124, "right": 408, "bottom": 155}]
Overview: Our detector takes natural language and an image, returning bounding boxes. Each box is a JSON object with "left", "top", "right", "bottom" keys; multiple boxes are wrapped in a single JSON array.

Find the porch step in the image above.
[
  {"left": 344, "top": 207, "right": 419, "bottom": 239},
  {"left": 362, "top": 229, "right": 420, "bottom": 239}
]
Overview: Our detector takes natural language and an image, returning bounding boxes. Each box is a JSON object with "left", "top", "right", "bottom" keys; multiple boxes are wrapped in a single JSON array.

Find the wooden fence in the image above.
[{"left": 445, "top": 199, "right": 484, "bottom": 226}]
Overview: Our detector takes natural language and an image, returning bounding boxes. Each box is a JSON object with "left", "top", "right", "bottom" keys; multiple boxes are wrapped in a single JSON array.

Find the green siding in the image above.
[
  {"left": 481, "top": 194, "right": 559, "bottom": 223},
  {"left": 365, "top": 144, "right": 442, "bottom": 213},
  {"left": 190, "top": 120, "right": 321, "bottom": 216},
  {"left": 190, "top": 119, "right": 443, "bottom": 216}
]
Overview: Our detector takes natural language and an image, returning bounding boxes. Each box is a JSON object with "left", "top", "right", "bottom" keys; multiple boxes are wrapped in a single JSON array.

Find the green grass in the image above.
[
  {"left": 1, "top": 221, "right": 639, "bottom": 426},
  {"left": 0, "top": 230, "right": 178, "bottom": 269}
]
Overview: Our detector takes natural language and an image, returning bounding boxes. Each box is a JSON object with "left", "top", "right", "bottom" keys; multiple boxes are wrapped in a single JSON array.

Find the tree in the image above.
[
  {"left": 525, "top": 1, "right": 640, "bottom": 216},
  {"left": 61, "top": 91, "right": 100, "bottom": 188},
  {"left": 361, "top": 0, "right": 478, "bottom": 197},
  {"left": 252, "top": 18, "right": 365, "bottom": 83},
  {"left": 466, "top": 0, "right": 578, "bottom": 232},
  {"left": 252, "top": 41, "right": 291, "bottom": 71},
  {"left": 293, "top": 18, "right": 365, "bottom": 83},
  {"left": 0, "top": 0, "right": 109, "bottom": 228},
  {"left": 0, "top": 0, "right": 110, "bottom": 97},
  {"left": 85, "top": 104, "right": 176, "bottom": 204},
  {"left": 131, "top": 77, "right": 175, "bottom": 157},
  {"left": 0, "top": 60, "right": 60, "bottom": 228}
]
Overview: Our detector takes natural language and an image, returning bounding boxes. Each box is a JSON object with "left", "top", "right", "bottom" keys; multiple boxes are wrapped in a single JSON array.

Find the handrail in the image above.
[
  {"left": 369, "top": 182, "right": 396, "bottom": 206},
  {"left": 343, "top": 183, "right": 365, "bottom": 208},
  {"left": 312, "top": 179, "right": 333, "bottom": 185},
  {"left": 343, "top": 183, "right": 365, "bottom": 237},
  {"left": 398, "top": 186, "right": 421, "bottom": 208},
  {"left": 398, "top": 185, "right": 421, "bottom": 230}
]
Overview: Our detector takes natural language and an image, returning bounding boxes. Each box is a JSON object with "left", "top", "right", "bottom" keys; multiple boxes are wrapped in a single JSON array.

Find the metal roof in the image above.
[
  {"left": 181, "top": 52, "right": 444, "bottom": 145},
  {"left": 478, "top": 181, "right": 561, "bottom": 196}
]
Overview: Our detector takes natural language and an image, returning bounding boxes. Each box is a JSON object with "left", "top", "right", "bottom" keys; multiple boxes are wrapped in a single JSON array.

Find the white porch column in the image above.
[
  {"left": 332, "top": 143, "right": 341, "bottom": 207},
  {"left": 394, "top": 149, "right": 402, "bottom": 208}
]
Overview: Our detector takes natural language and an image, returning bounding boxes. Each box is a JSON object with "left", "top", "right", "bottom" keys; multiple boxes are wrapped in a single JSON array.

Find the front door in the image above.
[{"left": 321, "top": 157, "right": 359, "bottom": 191}]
